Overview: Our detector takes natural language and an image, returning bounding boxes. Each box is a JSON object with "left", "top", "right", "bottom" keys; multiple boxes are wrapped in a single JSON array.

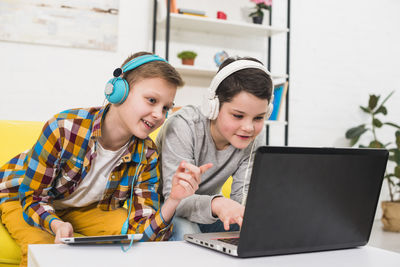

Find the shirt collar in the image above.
[
  {"left": 89, "top": 104, "right": 110, "bottom": 141},
  {"left": 88, "top": 104, "right": 158, "bottom": 165}
]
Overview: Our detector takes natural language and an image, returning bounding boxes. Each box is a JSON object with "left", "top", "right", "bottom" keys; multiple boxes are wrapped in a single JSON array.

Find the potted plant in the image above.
[
  {"left": 177, "top": 51, "right": 197, "bottom": 66},
  {"left": 248, "top": 0, "right": 272, "bottom": 24},
  {"left": 345, "top": 91, "right": 400, "bottom": 232}
]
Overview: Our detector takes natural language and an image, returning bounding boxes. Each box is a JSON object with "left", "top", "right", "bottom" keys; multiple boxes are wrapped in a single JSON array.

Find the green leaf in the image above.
[
  {"left": 359, "top": 105, "right": 371, "bottom": 113},
  {"left": 350, "top": 136, "right": 360, "bottom": 146},
  {"left": 345, "top": 125, "right": 367, "bottom": 139},
  {"left": 395, "top": 166, "right": 400, "bottom": 178},
  {"left": 374, "top": 106, "right": 387, "bottom": 115},
  {"left": 368, "top": 95, "right": 379, "bottom": 110},
  {"left": 373, "top": 118, "right": 383, "bottom": 128},
  {"left": 369, "top": 140, "right": 384, "bottom": 148},
  {"left": 391, "top": 150, "right": 400, "bottom": 165},
  {"left": 384, "top": 122, "right": 400, "bottom": 130},
  {"left": 396, "top": 131, "right": 400, "bottom": 148},
  {"left": 375, "top": 91, "right": 395, "bottom": 112}
]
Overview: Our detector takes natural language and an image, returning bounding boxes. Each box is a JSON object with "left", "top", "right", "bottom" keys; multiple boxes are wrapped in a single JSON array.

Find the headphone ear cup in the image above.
[
  {"left": 266, "top": 102, "right": 274, "bottom": 120},
  {"left": 105, "top": 77, "right": 129, "bottom": 104},
  {"left": 208, "top": 97, "right": 220, "bottom": 120},
  {"left": 265, "top": 91, "right": 275, "bottom": 120},
  {"left": 201, "top": 95, "right": 220, "bottom": 120}
]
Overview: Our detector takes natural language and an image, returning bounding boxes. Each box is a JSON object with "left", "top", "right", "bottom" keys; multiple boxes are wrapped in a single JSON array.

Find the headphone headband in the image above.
[
  {"left": 201, "top": 59, "right": 275, "bottom": 120},
  {"left": 105, "top": 54, "right": 167, "bottom": 105},
  {"left": 208, "top": 60, "right": 273, "bottom": 99},
  {"left": 121, "top": 54, "right": 167, "bottom": 74}
]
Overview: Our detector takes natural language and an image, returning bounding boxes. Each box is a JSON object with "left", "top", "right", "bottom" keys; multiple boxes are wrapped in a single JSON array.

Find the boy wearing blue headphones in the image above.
[
  {"left": 156, "top": 56, "right": 273, "bottom": 240},
  {"left": 0, "top": 52, "right": 212, "bottom": 266}
]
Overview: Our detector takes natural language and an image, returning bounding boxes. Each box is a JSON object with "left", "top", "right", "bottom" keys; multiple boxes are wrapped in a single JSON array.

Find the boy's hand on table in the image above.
[
  {"left": 51, "top": 220, "right": 74, "bottom": 244},
  {"left": 169, "top": 160, "right": 213, "bottom": 201},
  {"left": 211, "top": 197, "right": 244, "bottom": 230}
]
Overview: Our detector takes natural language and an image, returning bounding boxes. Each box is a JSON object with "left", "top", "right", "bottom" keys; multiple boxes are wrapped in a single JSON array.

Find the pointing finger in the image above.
[{"left": 199, "top": 163, "right": 213, "bottom": 174}]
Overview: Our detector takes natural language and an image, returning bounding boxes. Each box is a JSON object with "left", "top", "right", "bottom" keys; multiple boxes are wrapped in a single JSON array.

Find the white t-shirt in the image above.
[{"left": 52, "top": 141, "right": 129, "bottom": 209}]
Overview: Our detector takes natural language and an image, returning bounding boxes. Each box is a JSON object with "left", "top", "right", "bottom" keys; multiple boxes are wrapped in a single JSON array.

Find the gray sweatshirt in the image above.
[{"left": 156, "top": 105, "right": 265, "bottom": 224}]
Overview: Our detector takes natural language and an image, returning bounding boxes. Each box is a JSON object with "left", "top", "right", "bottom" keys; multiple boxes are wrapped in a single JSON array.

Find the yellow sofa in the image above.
[
  {"left": 0, "top": 120, "right": 43, "bottom": 267},
  {"left": 0, "top": 120, "right": 232, "bottom": 266}
]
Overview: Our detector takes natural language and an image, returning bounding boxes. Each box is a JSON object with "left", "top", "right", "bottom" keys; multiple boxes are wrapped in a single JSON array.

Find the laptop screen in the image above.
[{"left": 238, "top": 146, "right": 388, "bottom": 257}]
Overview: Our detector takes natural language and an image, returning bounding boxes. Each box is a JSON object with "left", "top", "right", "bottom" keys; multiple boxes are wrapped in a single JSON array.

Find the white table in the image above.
[{"left": 28, "top": 241, "right": 400, "bottom": 267}]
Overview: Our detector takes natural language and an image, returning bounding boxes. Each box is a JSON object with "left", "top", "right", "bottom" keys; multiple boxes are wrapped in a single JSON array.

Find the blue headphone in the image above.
[{"left": 105, "top": 54, "right": 167, "bottom": 104}]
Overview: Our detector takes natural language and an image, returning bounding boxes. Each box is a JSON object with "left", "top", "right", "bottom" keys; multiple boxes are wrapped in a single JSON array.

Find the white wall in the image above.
[
  {"left": 0, "top": 0, "right": 154, "bottom": 121},
  {"left": 290, "top": 0, "right": 400, "bottom": 148},
  {"left": 1, "top": 0, "right": 399, "bottom": 213}
]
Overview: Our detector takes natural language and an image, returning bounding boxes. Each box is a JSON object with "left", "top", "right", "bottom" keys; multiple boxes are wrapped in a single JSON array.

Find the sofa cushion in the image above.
[
  {"left": 0, "top": 120, "right": 44, "bottom": 166},
  {"left": 0, "top": 120, "right": 44, "bottom": 266}
]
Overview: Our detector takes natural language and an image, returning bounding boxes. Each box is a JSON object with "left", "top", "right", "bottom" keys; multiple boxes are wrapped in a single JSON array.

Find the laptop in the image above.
[
  {"left": 184, "top": 146, "right": 388, "bottom": 258},
  {"left": 60, "top": 234, "right": 143, "bottom": 245}
]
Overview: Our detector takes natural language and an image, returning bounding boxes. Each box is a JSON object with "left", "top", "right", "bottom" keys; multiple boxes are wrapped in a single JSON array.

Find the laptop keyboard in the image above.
[{"left": 218, "top": 238, "right": 239, "bottom": 246}]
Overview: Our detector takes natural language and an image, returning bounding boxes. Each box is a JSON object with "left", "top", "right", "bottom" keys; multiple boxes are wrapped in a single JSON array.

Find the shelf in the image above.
[
  {"left": 174, "top": 65, "right": 217, "bottom": 77},
  {"left": 265, "top": 120, "right": 287, "bottom": 126},
  {"left": 174, "top": 64, "right": 288, "bottom": 80},
  {"left": 158, "top": 13, "right": 288, "bottom": 37}
]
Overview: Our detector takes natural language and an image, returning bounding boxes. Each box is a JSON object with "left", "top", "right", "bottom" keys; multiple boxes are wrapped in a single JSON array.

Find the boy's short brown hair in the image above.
[
  {"left": 216, "top": 56, "right": 273, "bottom": 106},
  {"left": 121, "top": 51, "right": 184, "bottom": 88}
]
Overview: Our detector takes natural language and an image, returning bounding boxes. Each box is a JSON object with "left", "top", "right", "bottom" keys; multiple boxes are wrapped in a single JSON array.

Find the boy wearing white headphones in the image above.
[
  {"left": 156, "top": 56, "right": 273, "bottom": 240},
  {"left": 0, "top": 52, "right": 212, "bottom": 266}
]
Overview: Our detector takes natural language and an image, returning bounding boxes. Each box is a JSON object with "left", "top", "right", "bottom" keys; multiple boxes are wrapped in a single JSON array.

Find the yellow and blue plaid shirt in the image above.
[{"left": 0, "top": 105, "right": 172, "bottom": 240}]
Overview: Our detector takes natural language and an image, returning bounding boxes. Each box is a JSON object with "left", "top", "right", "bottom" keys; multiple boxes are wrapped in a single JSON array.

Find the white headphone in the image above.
[{"left": 201, "top": 59, "right": 274, "bottom": 120}]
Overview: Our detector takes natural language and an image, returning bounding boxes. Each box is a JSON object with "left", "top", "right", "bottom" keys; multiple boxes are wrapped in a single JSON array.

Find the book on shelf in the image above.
[
  {"left": 178, "top": 8, "right": 206, "bottom": 16},
  {"left": 166, "top": 0, "right": 178, "bottom": 13},
  {"left": 179, "top": 13, "right": 207, "bottom": 17},
  {"left": 269, "top": 82, "right": 288, "bottom": 121}
]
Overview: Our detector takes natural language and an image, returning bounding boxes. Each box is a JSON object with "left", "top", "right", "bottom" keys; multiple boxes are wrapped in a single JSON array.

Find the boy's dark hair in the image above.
[
  {"left": 121, "top": 51, "right": 184, "bottom": 88},
  {"left": 215, "top": 56, "right": 273, "bottom": 106}
]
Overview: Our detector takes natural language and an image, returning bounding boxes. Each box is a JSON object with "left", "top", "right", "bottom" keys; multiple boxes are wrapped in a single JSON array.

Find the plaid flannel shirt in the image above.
[{"left": 0, "top": 105, "right": 172, "bottom": 240}]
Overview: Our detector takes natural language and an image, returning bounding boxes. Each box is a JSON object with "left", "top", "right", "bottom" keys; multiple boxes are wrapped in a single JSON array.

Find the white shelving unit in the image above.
[
  {"left": 174, "top": 64, "right": 288, "bottom": 80},
  {"left": 152, "top": 1, "right": 290, "bottom": 144},
  {"left": 158, "top": 13, "right": 288, "bottom": 37}
]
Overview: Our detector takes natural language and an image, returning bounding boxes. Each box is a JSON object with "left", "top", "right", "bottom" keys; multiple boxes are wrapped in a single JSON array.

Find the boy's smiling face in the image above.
[
  {"left": 117, "top": 77, "right": 177, "bottom": 139},
  {"left": 210, "top": 91, "right": 269, "bottom": 150}
]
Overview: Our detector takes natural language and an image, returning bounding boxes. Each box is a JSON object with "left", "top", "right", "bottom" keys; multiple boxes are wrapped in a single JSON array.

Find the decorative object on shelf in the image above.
[
  {"left": 217, "top": 11, "right": 227, "bottom": 20},
  {"left": 248, "top": 0, "right": 272, "bottom": 24},
  {"left": 214, "top": 51, "right": 229, "bottom": 67},
  {"left": 345, "top": 91, "right": 400, "bottom": 232},
  {"left": 269, "top": 82, "right": 288, "bottom": 121},
  {"left": 177, "top": 50, "right": 197, "bottom": 65}
]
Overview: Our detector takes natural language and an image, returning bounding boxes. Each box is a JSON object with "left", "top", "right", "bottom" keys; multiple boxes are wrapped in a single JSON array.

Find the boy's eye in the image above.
[
  {"left": 163, "top": 106, "right": 170, "bottom": 112},
  {"left": 254, "top": 116, "right": 264, "bottom": 121},
  {"left": 148, "top": 98, "right": 156, "bottom": 104},
  {"left": 233, "top": 114, "right": 243, "bottom": 119}
]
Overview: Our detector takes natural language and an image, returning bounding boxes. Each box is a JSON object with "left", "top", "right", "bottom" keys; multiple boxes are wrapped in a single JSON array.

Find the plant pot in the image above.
[
  {"left": 181, "top": 58, "right": 195, "bottom": 66},
  {"left": 252, "top": 16, "right": 263, "bottom": 24},
  {"left": 381, "top": 201, "right": 400, "bottom": 232}
]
